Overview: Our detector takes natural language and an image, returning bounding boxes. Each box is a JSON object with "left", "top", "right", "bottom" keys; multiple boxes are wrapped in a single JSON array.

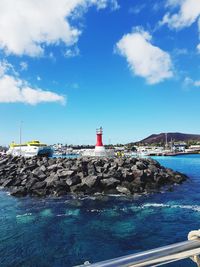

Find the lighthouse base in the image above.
[
  {"left": 81, "top": 146, "right": 114, "bottom": 157},
  {"left": 94, "top": 146, "right": 106, "bottom": 157}
]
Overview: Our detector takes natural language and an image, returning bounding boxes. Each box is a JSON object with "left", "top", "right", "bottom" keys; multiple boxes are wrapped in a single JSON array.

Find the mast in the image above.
[
  {"left": 19, "top": 121, "right": 23, "bottom": 156},
  {"left": 165, "top": 133, "right": 168, "bottom": 149}
]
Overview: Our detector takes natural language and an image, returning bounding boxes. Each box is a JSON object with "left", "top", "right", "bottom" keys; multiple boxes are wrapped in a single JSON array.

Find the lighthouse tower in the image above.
[{"left": 94, "top": 127, "right": 106, "bottom": 156}]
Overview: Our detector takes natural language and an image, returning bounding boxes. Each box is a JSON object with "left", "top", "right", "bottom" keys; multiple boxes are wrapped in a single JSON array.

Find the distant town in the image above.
[{"left": 1, "top": 132, "right": 200, "bottom": 157}]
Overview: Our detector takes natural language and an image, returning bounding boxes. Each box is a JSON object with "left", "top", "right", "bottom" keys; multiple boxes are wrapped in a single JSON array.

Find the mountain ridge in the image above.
[{"left": 134, "top": 132, "right": 200, "bottom": 145}]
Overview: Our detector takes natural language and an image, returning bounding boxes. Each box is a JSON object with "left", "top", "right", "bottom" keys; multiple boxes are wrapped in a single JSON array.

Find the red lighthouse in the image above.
[
  {"left": 94, "top": 127, "right": 106, "bottom": 156},
  {"left": 96, "top": 127, "right": 103, "bottom": 147}
]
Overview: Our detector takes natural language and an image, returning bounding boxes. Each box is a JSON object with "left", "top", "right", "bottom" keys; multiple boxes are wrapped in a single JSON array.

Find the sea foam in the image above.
[{"left": 142, "top": 203, "right": 200, "bottom": 212}]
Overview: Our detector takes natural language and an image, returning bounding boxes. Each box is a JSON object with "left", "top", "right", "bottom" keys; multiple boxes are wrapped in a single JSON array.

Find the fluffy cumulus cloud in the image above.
[
  {"left": 0, "top": 0, "right": 119, "bottom": 57},
  {"left": 116, "top": 28, "right": 173, "bottom": 84},
  {"left": 0, "top": 61, "right": 65, "bottom": 105},
  {"left": 161, "top": 0, "right": 200, "bottom": 29}
]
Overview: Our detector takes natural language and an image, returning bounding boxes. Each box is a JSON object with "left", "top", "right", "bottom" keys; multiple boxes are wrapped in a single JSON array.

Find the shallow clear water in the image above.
[{"left": 1, "top": 155, "right": 200, "bottom": 267}]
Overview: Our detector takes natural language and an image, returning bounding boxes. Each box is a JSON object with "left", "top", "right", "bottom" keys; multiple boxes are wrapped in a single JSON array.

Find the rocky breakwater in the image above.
[{"left": 0, "top": 155, "right": 187, "bottom": 197}]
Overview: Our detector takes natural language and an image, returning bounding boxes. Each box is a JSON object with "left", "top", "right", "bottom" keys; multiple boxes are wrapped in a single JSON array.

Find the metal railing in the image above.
[{"left": 77, "top": 239, "right": 200, "bottom": 267}]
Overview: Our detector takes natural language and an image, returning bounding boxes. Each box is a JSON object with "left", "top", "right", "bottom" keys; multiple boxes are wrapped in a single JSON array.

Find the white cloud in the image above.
[
  {"left": 116, "top": 28, "right": 173, "bottom": 84},
  {"left": 20, "top": 62, "right": 28, "bottom": 71},
  {"left": 166, "top": 0, "right": 185, "bottom": 8},
  {"left": 129, "top": 4, "right": 145, "bottom": 15},
  {"left": 0, "top": 60, "right": 18, "bottom": 77},
  {"left": 0, "top": 61, "right": 65, "bottom": 105},
  {"left": 161, "top": 0, "right": 200, "bottom": 29},
  {"left": 184, "top": 76, "right": 200, "bottom": 87},
  {"left": 0, "top": 75, "right": 65, "bottom": 105},
  {"left": 0, "top": 61, "right": 9, "bottom": 76},
  {"left": 65, "top": 46, "right": 80, "bottom": 58},
  {"left": 92, "top": 0, "right": 119, "bottom": 10},
  {"left": 37, "top": 76, "right": 41, "bottom": 81},
  {"left": 0, "top": 0, "right": 119, "bottom": 57},
  {"left": 173, "top": 48, "right": 188, "bottom": 55},
  {"left": 197, "top": 43, "right": 200, "bottom": 53},
  {"left": 110, "top": 0, "right": 120, "bottom": 10}
]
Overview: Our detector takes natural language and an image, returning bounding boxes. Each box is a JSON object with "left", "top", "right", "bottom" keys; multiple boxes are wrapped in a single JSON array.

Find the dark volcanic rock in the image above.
[
  {"left": 26, "top": 178, "right": 38, "bottom": 190},
  {"left": 116, "top": 185, "right": 131, "bottom": 195},
  {"left": 58, "top": 170, "right": 75, "bottom": 178},
  {"left": 31, "top": 181, "right": 46, "bottom": 190},
  {"left": 10, "top": 186, "right": 27, "bottom": 197},
  {"left": 0, "top": 155, "right": 188, "bottom": 197},
  {"left": 2, "top": 178, "right": 14, "bottom": 187},
  {"left": 82, "top": 175, "right": 99, "bottom": 188},
  {"left": 101, "top": 178, "right": 120, "bottom": 189},
  {"left": 45, "top": 175, "right": 57, "bottom": 187},
  {"left": 66, "top": 176, "right": 81, "bottom": 186}
]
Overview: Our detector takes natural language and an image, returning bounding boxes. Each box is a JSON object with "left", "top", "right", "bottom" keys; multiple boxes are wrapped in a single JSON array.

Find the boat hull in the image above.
[{"left": 7, "top": 146, "right": 53, "bottom": 157}]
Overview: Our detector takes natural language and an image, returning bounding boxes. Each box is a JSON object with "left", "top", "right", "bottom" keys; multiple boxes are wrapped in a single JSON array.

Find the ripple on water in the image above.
[
  {"left": 111, "top": 219, "right": 136, "bottom": 238},
  {"left": 40, "top": 208, "right": 53, "bottom": 218},
  {"left": 143, "top": 203, "right": 200, "bottom": 212},
  {"left": 65, "top": 208, "right": 80, "bottom": 216},
  {"left": 16, "top": 213, "right": 35, "bottom": 224}
]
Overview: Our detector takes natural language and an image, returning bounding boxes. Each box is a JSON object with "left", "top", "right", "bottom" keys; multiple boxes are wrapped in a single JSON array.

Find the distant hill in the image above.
[{"left": 134, "top": 133, "right": 200, "bottom": 145}]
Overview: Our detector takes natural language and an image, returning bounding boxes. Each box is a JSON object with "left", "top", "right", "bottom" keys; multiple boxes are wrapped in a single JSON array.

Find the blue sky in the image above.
[{"left": 0, "top": 0, "right": 200, "bottom": 145}]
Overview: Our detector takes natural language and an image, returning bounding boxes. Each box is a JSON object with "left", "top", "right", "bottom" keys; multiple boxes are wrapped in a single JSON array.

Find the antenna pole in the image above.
[
  {"left": 165, "top": 133, "right": 168, "bottom": 149},
  {"left": 19, "top": 121, "right": 23, "bottom": 156}
]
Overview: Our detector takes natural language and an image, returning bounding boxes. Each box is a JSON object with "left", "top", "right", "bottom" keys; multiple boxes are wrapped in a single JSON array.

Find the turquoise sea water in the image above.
[{"left": 1, "top": 155, "right": 200, "bottom": 267}]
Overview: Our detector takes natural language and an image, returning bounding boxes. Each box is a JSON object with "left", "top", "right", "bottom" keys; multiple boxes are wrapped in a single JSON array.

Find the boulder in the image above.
[
  {"left": 122, "top": 169, "right": 134, "bottom": 182},
  {"left": 25, "top": 178, "right": 39, "bottom": 190},
  {"left": 31, "top": 181, "right": 46, "bottom": 190},
  {"left": 103, "top": 163, "right": 111, "bottom": 172},
  {"left": 10, "top": 186, "right": 27, "bottom": 197},
  {"left": 87, "top": 163, "right": 97, "bottom": 176},
  {"left": 13, "top": 178, "right": 22, "bottom": 186},
  {"left": 81, "top": 161, "right": 88, "bottom": 176},
  {"left": 116, "top": 185, "right": 131, "bottom": 195},
  {"left": 148, "top": 164, "right": 158, "bottom": 173},
  {"left": 70, "top": 183, "right": 88, "bottom": 194},
  {"left": 136, "top": 161, "right": 147, "bottom": 170},
  {"left": 45, "top": 174, "right": 59, "bottom": 187},
  {"left": 2, "top": 178, "right": 14, "bottom": 187},
  {"left": 0, "top": 158, "right": 9, "bottom": 165},
  {"left": 25, "top": 164, "right": 37, "bottom": 171},
  {"left": 103, "top": 188, "right": 118, "bottom": 194},
  {"left": 39, "top": 165, "right": 46, "bottom": 172},
  {"left": 48, "top": 158, "right": 56, "bottom": 165},
  {"left": 171, "top": 173, "right": 187, "bottom": 183},
  {"left": 32, "top": 168, "right": 46, "bottom": 180},
  {"left": 57, "top": 170, "right": 75, "bottom": 178},
  {"left": 47, "top": 164, "right": 58, "bottom": 171},
  {"left": 82, "top": 175, "right": 99, "bottom": 188},
  {"left": 66, "top": 176, "right": 81, "bottom": 186},
  {"left": 31, "top": 189, "right": 48, "bottom": 197},
  {"left": 145, "top": 182, "right": 159, "bottom": 193},
  {"left": 101, "top": 178, "right": 120, "bottom": 189}
]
